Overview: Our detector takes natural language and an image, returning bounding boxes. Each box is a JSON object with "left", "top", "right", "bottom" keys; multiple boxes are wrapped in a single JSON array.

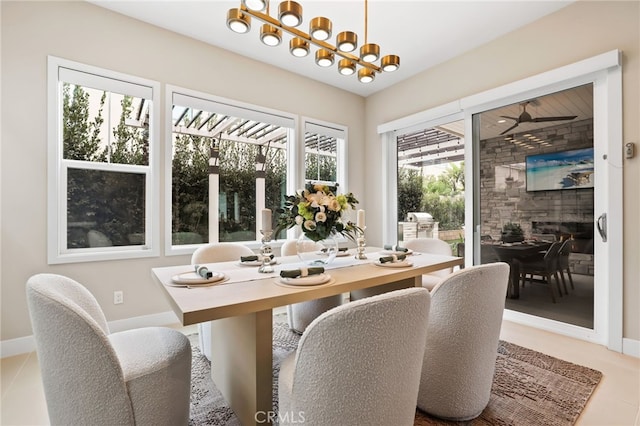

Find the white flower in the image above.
[
  {"left": 315, "top": 212, "right": 327, "bottom": 223},
  {"left": 295, "top": 215, "right": 304, "bottom": 225},
  {"left": 303, "top": 220, "right": 316, "bottom": 230}
]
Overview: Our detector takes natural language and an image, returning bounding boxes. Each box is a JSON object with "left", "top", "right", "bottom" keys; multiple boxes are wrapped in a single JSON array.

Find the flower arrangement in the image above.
[{"left": 275, "top": 183, "right": 360, "bottom": 242}]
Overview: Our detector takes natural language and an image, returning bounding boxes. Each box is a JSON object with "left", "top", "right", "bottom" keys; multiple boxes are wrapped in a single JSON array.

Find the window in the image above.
[
  {"left": 48, "top": 57, "right": 160, "bottom": 263},
  {"left": 303, "top": 119, "right": 347, "bottom": 188},
  {"left": 167, "top": 88, "right": 295, "bottom": 253}
]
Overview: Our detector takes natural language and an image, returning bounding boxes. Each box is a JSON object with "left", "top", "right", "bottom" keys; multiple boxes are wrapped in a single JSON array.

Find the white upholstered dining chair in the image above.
[
  {"left": 404, "top": 237, "right": 454, "bottom": 290},
  {"left": 417, "top": 262, "right": 510, "bottom": 421},
  {"left": 278, "top": 287, "right": 430, "bottom": 425},
  {"left": 26, "top": 273, "right": 192, "bottom": 426},
  {"left": 191, "top": 242, "right": 255, "bottom": 360},
  {"left": 280, "top": 239, "right": 343, "bottom": 333}
]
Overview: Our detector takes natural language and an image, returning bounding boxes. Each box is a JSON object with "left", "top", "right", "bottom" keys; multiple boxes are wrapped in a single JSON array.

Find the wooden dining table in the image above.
[
  {"left": 484, "top": 241, "right": 551, "bottom": 298},
  {"left": 152, "top": 249, "right": 462, "bottom": 426}
]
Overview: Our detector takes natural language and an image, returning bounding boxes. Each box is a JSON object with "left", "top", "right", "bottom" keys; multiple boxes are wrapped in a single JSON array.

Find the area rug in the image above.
[{"left": 188, "top": 321, "right": 602, "bottom": 426}]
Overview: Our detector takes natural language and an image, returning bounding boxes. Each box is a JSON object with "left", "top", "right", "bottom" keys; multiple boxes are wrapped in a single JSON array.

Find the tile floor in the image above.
[{"left": 2, "top": 319, "right": 639, "bottom": 425}]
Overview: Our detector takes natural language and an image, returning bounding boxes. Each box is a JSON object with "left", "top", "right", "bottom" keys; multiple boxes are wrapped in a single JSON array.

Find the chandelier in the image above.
[{"left": 226, "top": 0, "right": 400, "bottom": 84}]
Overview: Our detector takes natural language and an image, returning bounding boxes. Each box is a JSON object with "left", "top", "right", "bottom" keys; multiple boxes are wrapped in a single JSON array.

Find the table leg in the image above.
[
  {"left": 510, "top": 261, "right": 520, "bottom": 299},
  {"left": 210, "top": 310, "right": 273, "bottom": 426}
]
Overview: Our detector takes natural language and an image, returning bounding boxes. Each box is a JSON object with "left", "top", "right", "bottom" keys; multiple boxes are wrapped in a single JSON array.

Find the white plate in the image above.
[
  {"left": 237, "top": 258, "right": 277, "bottom": 267},
  {"left": 380, "top": 249, "right": 413, "bottom": 256},
  {"left": 278, "top": 273, "right": 331, "bottom": 286},
  {"left": 171, "top": 271, "right": 226, "bottom": 285},
  {"left": 373, "top": 261, "right": 413, "bottom": 268}
]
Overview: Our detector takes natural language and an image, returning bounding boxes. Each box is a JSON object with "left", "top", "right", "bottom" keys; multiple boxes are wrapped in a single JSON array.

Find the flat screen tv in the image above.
[{"left": 525, "top": 147, "right": 594, "bottom": 191}]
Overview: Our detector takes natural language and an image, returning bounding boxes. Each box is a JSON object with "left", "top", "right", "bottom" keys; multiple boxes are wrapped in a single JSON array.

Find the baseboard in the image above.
[
  {"left": 107, "top": 311, "right": 180, "bottom": 333},
  {"left": 623, "top": 337, "right": 640, "bottom": 358},
  {"left": 1, "top": 311, "right": 180, "bottom": 358},
  {"left": 504, "top": 310, "right": 639, "bottom": 358}
]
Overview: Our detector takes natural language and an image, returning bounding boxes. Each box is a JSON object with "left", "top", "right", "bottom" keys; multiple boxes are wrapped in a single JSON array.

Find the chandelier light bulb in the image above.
[
  {"left": 260, "top": 24, "right": 282, "bottom": 46},
  {"left": 309, "top": 17, "right": 332, "bottom": 41},
  {"left": 227, "top": 8, "right": 251, "bottom": 34},
  {"left": 242, "top": 0, "right": 267, "bottom": 12},
  {"left": 336, "top": 31, "right": 357, "bottom": 52},
  {"left": 315, "top": 49, "right": 334, "bottom": 67},
  {"left": 338, "top": 59, "right": 356, "bottom": 76},
  {"left": 360, "top": 43, "right": 380, "bottom": 63},
  {"left": 279, "top": 0, "right": 303, "bottom": 27},
  {"left": 289, "top": 37, "right": 309, "bottom": 57},
  {"left": 381, "top": 54, "right": 400, "bottom": 72},
  {"left": 358, "top": 67, "right": 375, "bottom": 83}
]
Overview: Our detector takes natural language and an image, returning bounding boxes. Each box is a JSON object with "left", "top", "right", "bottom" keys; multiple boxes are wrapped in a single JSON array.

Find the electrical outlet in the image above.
[{"left": 113, "top": 291, "right": 124, "bottom": 305}]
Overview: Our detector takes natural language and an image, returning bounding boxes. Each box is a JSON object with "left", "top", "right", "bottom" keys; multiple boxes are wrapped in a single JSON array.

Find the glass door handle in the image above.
[{"left": 597, "top": 213, "right": 607, "bottom": 242}]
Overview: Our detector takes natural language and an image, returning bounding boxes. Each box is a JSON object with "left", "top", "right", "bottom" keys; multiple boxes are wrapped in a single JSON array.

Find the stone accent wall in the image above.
[{"left": 480, "top": 119, "right": 594, "bottom": 275}]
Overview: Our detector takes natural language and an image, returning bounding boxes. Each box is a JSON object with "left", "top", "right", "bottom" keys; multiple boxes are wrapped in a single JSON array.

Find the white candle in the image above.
[
  {"left": 357, "top": 209, "right": 365, "bottom": 229},
  {"left": 261, "top": 208, "right": 272, "bottom": 232}
]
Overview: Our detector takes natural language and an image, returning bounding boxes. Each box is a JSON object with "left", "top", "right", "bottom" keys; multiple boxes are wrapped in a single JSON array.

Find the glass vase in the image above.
[{"left": 296, "top": 231, "right": 339, "bottom": 265}]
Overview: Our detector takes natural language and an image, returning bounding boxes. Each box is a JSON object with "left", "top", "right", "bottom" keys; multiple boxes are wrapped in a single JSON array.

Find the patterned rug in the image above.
[{"left": 188, "top": 320, "right": 602, "bottom": 426}]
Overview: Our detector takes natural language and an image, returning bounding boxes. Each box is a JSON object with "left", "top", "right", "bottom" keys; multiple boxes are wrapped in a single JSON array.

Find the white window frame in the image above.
[
  {"left": 47, "top": 56, "right": 160, "bottom": 264},
  {"left": 302, "top": 118, "right": 348, "bottom": 190},
  {"left": 165, "top": 85, "right": 297, "bottom": 256}
]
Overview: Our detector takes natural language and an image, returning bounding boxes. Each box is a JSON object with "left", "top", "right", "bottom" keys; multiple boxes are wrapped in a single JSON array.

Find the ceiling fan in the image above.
[{"left": 500, "top": 101, "right": 577, "bottom": 135}]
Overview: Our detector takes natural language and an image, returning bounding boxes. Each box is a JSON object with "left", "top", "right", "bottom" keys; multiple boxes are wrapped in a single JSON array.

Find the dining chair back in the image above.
[
  {"left": 279, "top": 287, "right": 430, "bottom": 425},
  {"left": 404, "top": 237, "right": 454, "bottom": 290},
  {"left": 26, "top": 273, "right": 191, "bottom": 426},
  {"left": 558, "top": 239, "right": 575, "bottom": 291},
  {"left": 191, "top": 242, "right": 255, "bottom": 360},
  {"left": 280, "top": 239, "right": 343, "bottom": 333},
  {"left": 518, "top": 241, "right": 564, "bottom": 302},
  {"left": 417, "top": 262, "right": 509, "bottom": 421}
]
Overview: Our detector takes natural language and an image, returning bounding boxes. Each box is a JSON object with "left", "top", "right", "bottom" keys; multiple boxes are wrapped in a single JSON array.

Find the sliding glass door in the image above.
[
  {"left": 474, "top": 85, "right": 595, "bottom": 329},
  {"left": 395, "top": 122, "right": 465, "bottom": 253}
]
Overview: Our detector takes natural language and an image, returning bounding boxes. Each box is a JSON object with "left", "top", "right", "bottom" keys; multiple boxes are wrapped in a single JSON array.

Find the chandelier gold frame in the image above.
[{"left": 226, "top": 0, "right": 399, "bottom": 83}]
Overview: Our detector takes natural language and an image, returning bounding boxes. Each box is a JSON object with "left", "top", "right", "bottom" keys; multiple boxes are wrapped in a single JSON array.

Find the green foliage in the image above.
[
  {"left": 62, "top": 83, "right": 105, "bottom": 161},
  {"left": 397, "top": 168, "right": 423, "bottom": 221},
  {"left": 64, "top": 85, "right": 147, "bottom": 248},
  {"left": 62, "top": 87, "right": 349, "bottom": 247},
  {"left": 171, "top": 133, "right": 210, "bottom": 239},
  {"left": 421, "top": 193, "right": 465, "bottom": 231},
  {"left": 398, "top": 162, "right": 465, "bottom": 231},
  {"left": 421, "top": 163, "right": 465, "bottom": 231},
  {"left": 305, "top": 153, "right": 336, "bottom": 182},
  {"left": 502, "top": 221, "right": 523, "bottom": 236},
  {"left": 109, "top": 96, "right": 148, "bottom": 165},
  {"left": 171, "top": 133, "right": 289, "bottom": 243}
]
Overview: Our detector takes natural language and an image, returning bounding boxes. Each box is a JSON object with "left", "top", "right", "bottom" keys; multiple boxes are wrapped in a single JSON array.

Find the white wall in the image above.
[
  {"left": 0, "top": 1, "right": 365, "bottom": 341},
  {"left": 364, "top": 0, "right": 639, "bottom": 341}
]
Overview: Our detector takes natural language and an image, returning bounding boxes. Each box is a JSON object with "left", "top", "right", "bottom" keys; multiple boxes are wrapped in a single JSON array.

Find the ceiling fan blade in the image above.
[
  {"left": 500, "top": 115, "right": 519, "bottom": 121},
  {"left": 500, "top": 123, "right": 519, "bottom": 135},
  {"left": 532, "top": 115, "right": 578, "bottom": 122}
]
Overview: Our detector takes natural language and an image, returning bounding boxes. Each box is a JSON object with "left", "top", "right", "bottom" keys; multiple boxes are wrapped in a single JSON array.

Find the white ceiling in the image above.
[{"left": 88, "top": 0, "right": 574, "bottom": 97}]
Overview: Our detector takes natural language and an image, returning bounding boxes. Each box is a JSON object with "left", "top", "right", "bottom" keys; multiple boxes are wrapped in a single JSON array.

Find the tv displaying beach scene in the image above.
[{"left": 525, "top": 147, "right": 594, "bottom": 191}]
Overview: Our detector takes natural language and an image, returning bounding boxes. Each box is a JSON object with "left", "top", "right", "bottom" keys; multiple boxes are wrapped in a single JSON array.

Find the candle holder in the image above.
[
  {"left": 355, "top": 227, "right": 367, "bottom": 260},
  {"left": 258, "top": 229, "right": 274, "bottom": 273}
]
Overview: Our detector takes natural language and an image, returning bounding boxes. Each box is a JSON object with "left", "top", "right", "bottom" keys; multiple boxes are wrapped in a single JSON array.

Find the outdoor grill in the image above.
[{"left": 406, "top": 212, "right": 435, "bottom": 238}]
